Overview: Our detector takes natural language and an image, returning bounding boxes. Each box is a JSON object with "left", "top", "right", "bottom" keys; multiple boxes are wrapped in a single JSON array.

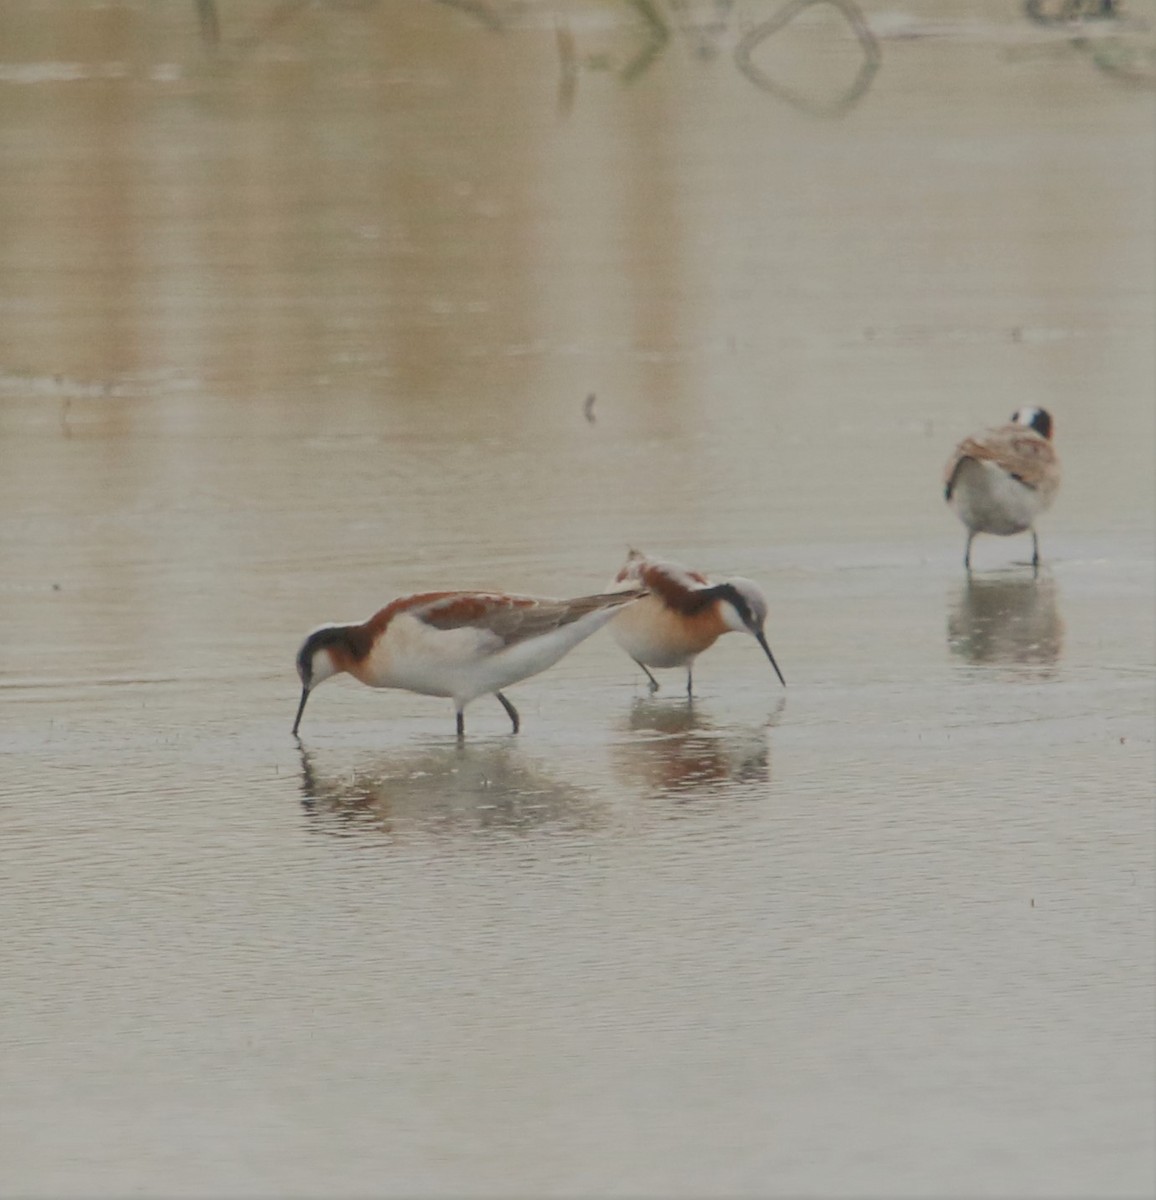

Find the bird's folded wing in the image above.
[
  {"left": 415, "top": 590, "right": 644, "bottom": 648},
  {"left": 636, "top": 562, "right": 715, "bottom": 615},
  {"left": 945, "top": 426, "right": 1058, "bottom": 497}
]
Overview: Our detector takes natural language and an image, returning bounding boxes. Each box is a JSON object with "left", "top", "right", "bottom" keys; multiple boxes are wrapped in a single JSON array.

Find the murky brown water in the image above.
[{"left": 2, "top": 1, "right": 1154, "bottom": 1195}]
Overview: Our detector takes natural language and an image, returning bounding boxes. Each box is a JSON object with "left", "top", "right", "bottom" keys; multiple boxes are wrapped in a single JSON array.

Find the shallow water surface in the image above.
[{"left": 1, "top": 1, "right": 1154, "bottom": 1195}]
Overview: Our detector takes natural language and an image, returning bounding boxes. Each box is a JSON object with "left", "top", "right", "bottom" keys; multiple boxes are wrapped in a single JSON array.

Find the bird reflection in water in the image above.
[
  {"left": 299, "top": 741, "right": 598, "bottom": 839},
  {"left": 613, "top": 698, "right": 779, "bottom": 801},
  {"left": 947, "top": 574, "right": 1064, "bottom": 675}
]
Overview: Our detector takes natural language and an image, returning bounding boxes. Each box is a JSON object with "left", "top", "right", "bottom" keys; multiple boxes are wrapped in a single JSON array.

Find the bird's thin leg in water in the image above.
[
  {"left": 634, "top": 659, "right": 660, "bottom": 693},
  {"left": 496, "top": 691, "right": 520, "bottom": 734}
]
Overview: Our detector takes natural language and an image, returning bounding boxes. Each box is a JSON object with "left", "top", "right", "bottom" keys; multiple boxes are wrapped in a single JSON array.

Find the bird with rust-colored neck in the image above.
[
  {"left": 606, "top": 550, "right": 785, "bottom": 698},
  {"left": 944, "top": 406, "right": 1060, "bottom": 572},
  {"left": 293, "top": 586, "right": 645, "bottom": 738}
]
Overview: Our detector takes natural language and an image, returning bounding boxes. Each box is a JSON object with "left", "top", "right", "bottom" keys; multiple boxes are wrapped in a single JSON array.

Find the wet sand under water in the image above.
[{"left": 1, "top": 1, "right": 1154, "bottom": 1195}]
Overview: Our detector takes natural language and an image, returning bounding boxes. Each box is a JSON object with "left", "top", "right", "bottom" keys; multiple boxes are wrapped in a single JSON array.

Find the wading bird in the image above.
[
  {"left": 944, "top": 407, "right": 1060, "bottom": 572},
  {"left": 606, "top": 550, "right": 785, "bottom": 697},
  {"left": 292, "top": 587, "right": 645, "bottom": 738}
]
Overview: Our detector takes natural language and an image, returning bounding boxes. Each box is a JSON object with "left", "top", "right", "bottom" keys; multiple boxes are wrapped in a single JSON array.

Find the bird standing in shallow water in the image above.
[
  {"left": 293, "top": 587, "right": 645, "bottom": 738},
  {"left": 606, "top": 550, "right": 785, "bottom": 698},
  {"left": 944, "top": 407, "right": 1060, "bottom": 573}
]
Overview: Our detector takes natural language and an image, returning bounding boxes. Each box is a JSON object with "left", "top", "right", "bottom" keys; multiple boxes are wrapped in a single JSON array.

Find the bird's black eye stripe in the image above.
[
  {"left": 297, "top": 627, "right": 349, "bottom": 682},
  {"left": 715, "top": 583, "right": 752, "bottom": 626}
]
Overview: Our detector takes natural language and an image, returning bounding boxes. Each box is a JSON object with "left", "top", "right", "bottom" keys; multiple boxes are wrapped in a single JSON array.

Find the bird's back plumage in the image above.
[{"left": 944, "top": 425, "right": 1059, "bottom": 503}]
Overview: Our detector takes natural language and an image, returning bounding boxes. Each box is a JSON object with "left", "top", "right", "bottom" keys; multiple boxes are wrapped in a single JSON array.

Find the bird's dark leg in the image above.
[
  {"left": 1031, "top": 529, "right": 1040, "bottom": 576},
  {"left": 634, "top": 659, "right": 660, "bottom": 693},
  {"left": 964, "top": 531, "right": 975, "bottom": 573},
  {"left": 455, "top": 709, "right": 465, "bottom": 738},
  {"left": 495, "top": 691, "right": 520, "bottom": 734},
  {"left": 686, "top": 666, "right": 694, "bottom": 699}
]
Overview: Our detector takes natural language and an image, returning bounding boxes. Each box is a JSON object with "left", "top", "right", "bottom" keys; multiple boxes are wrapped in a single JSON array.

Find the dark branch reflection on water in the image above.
[
  {"left": 192, "top": 0, "right": 884, "bottom": 116},
  {"left": 734, "top": 0, "right": 881, "bottom": 116}
]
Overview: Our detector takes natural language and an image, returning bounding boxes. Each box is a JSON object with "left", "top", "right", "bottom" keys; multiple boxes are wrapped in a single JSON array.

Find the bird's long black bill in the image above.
[
  {"left": 756, "top": 631, "right": 786, "bottom": 687},
  {"left": 292, "top": 687, "right": 310, "bottom": 737}
]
